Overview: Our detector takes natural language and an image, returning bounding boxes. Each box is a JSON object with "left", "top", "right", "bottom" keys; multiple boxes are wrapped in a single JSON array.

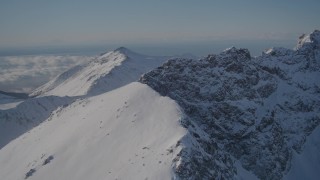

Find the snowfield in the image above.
[{"left": 0, "top": 82, "right": 186, "bottom": 180}]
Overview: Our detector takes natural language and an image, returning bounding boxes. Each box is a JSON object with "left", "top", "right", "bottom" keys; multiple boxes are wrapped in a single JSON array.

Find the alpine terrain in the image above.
[
  {"left": 0, "top": 30, "right": 319, "bottom": 180},
  {"left": 30, "top": 47, "right": 167, "bottom": 97}
]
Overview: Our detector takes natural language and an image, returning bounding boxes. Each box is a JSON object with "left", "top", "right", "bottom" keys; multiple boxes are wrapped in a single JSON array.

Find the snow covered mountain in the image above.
[
  {"left": 140, "top": 30, "right": 320, "bottom": 179},
  {"left": 30, "top": 47, "right": 167, "bottom": 97},
  {"left": 0, "top": 47, "right": 183, "bottom": 180},
  {"left": 0, "top": 31, "right": 319, "bottom": 180},
  {"left": 1, "top": 47, "right": 168, "bottom": 149},
  {"left": 0, "top": 83, "right": 186, "bottom": 180}
]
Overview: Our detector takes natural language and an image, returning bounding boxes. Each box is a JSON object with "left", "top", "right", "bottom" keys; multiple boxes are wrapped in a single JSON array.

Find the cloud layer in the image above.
[{"left": 0, "top": 55, "right": 92, "bottom": 93}]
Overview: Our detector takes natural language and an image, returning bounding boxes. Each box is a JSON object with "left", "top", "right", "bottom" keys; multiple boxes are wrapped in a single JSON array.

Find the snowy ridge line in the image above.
[
  {"left": 0, "top": 82, "right": 187, "bottom": 180},
  {"left": 30, "top": 47, "right": 168, "bottom": 97}
]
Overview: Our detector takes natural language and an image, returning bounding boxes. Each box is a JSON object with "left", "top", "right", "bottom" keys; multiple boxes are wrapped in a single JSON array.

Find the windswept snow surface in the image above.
[
  {"left": 0, "top": 82, "right": 186, "bottom": 180},
  {"left": 30, "top": 47, "right": 166, "bottom": 97}
]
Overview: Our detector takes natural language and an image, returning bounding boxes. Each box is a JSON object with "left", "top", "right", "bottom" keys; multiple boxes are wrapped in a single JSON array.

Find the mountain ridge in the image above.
[
  {"left": 0, "top": 82, "right": 186, "bottom": 180},
  {"left": 140, "top": 30, "right": 320, "bottom": 179},
  {"left": 0, "top": 30, "right": 319, "bottom": 180},
  {"left": 30, "top": 47, "right": 167, "bottom": 97}
]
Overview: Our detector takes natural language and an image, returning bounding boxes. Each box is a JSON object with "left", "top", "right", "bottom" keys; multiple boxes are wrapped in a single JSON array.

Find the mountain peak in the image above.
[
  {"left": 113, "top": 47, "right": 142, "bottom": 57},
  {"left": 31, "top": 47, "right": 166, "bottom": 97},
  {"left": 263, "top": 47, "right": 293, "bottom": 56},
  {"left": 115, "top": 46, "right": 130, "bottom": 52},
  {"left": 221, "top": 47, "right": 251, "bottom": 60},
  {"left": 296, "top": 29, "right": 320, "bottom": 50},
  {"left": 98, "top": 47, "right": 134, "bottom": 58}
]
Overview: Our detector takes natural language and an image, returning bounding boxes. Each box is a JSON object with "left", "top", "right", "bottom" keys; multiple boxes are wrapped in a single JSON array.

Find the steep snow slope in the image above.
[
  {"left": 30, "top": 47, "right": 166, "bottom": 97},
  {"left": 0, "top": 82, "right": 186, "bottom": 180},
  {"left": 140, "top": 30, "right": 320, "bottom": 179}
]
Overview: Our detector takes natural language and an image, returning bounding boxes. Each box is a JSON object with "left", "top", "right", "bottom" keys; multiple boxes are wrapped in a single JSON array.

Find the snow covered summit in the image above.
[
  {"left": 30, "top": 47, "right": 166, "bottom": 97},
  {"left": 296, "top": 29, "right": 320, "bottom": 50}
]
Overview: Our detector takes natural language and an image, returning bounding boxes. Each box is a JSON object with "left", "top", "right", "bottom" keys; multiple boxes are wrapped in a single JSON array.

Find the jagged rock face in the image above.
[
  {"left": 296, "top": 30, "right": 320, "bottom": 50},
  {"left": 140, "top": 31, "right": 320, "bottom": 179}
]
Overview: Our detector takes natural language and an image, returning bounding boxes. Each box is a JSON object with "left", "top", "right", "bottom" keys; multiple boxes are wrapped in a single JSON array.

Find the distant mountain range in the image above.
[{"left": 0, "top": 30, "right": 319, "bottom": 180}]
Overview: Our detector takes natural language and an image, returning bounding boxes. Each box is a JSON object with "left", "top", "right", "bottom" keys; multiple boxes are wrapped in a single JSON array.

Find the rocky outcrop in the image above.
[{"left": 140, "top": 30, "right": 320, "bottom": 179}]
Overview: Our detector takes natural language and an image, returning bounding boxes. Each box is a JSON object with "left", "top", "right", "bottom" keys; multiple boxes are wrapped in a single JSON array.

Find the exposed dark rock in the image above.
[
  {"left": 43, "top": 155, "right": 54, "bottom": 166},
  {"left": 140, "top": 30, "right": 320, "bottom": 179},
  {"left": 25, "top": 169, "right": 36, "bottom": 179}
]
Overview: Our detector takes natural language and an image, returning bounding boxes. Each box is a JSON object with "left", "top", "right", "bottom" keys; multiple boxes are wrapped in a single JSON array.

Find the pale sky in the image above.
[{"left": 0, "top": 0, "right": 319, "bottom": 55}]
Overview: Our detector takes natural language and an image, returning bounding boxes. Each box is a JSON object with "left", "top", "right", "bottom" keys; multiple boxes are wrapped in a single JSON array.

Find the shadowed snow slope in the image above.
[
  {"left": 0, "top": 96, "right": 73, "bottom": 149},
  {"left": 284, "top": 126, "right": 320, "bottom": 180},
  {"left": 30, "top": 47, "right": 166, "bottom": 97},
  {"left": 0, "top": 82, "right": 186, "bottom": 180},
  {"left": 0, "top": 93, "right": 22, "bottom": 110}
]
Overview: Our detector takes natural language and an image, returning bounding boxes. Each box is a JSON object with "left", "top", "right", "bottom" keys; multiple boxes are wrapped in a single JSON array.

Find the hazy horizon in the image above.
[
  {"left": 0, "top": 38, "right": 297, "bottom": 57},
  {"left": 1, "top": 0, "right": 319, "bottom": 93},
  {"left": 1, "top": 0, "right": 319, "bottom": 56},
  {"left": 0, "top": 35, "right": 300, "bottom": 94}
]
